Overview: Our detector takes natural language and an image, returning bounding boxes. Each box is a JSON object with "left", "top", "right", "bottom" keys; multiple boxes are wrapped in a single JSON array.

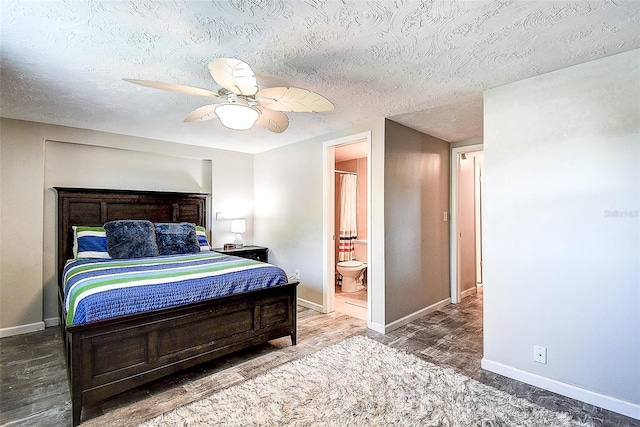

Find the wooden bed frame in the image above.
[{"left": 55, "top": 187, "right": 298, "bottom": 426}]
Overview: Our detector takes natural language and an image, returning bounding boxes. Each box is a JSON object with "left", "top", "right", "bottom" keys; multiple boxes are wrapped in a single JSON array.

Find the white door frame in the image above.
[
  {"left": 475, "top": 159, "right": 483, "bottom": 286},
  {"left": 323, "top": 131, "right": 372, "bottom": 320},
  {"left": 450, "top": 143, "right": 483, "bottom": 303}
]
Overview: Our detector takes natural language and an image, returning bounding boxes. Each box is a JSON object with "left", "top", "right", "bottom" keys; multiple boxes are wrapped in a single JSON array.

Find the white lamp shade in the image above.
[
  {"left": 215, "top": 104, "right": 259, "bottom": 130},
  {"left": 231, "top": 219, "right": 246, "bottom": 233}
]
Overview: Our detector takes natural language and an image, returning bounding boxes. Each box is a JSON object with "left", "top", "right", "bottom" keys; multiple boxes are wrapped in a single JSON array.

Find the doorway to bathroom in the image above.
[{"left": 323, "top": 132, "right": 371, "bottom": 322}]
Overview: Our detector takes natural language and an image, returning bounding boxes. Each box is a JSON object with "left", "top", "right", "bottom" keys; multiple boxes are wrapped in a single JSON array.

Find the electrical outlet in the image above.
[
  {"left": 294, "top": 269, "right": 300, "bottom": 280},
  {"left": 533, "top": 345, "right": 547, "bottom": 364}
]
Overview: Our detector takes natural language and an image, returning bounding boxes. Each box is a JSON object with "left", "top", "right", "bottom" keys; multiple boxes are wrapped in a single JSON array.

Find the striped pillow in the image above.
[
  {"left": 73, "top": 226, "right": 111, "bottom": 259},
  {"left": 196, "top": 226, "right": 211, "bottom": 251}
]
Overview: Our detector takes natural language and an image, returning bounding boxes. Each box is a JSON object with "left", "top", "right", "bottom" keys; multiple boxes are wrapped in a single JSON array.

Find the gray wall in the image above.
[
  {"left": 483, "top": 49, "right": 639, "bottom": 413},
  {"left": 384, "top": 120, "right": 450, "bottom": 323}
]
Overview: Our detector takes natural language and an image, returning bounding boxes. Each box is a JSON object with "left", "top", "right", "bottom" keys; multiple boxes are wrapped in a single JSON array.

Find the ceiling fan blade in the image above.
[
  {"left": 256, "top": 87, "right": 334, "bottom": 112},
  {"left": 209, "top": 59, "right": 258, "bottom": 96},
  {"left": 123, "top": 78, "right": 220, "bottom": 98},
  {"left": 183, "top": 104, "right": 218, "bottom": 122},
  {"left": 254, "top": 106, "right": 289, "bottom": 133}
]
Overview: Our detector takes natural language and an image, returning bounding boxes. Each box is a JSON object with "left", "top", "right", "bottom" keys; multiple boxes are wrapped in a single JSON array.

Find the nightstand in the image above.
[{"left": 213, "top": 245, "right": 269, "bottom": 262}]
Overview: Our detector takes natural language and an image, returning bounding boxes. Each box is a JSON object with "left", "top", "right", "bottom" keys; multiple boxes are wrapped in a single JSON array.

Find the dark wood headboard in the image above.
[{"left": 55, "top": 187, "right": 208, "bottom": 285}]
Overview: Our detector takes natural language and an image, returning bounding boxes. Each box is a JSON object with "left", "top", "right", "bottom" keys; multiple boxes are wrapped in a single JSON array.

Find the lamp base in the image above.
[{"left": 233, "top": 233, "right": 244, "bottom": 249}]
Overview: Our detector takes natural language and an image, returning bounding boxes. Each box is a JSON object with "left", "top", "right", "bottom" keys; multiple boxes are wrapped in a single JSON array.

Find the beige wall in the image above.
[
  {"left": 41, "top": 141, "right": 213, "bottom": 322},
  {"left": 2, "top": 116, "right": 391, "bottom": 333},
  {"left": 4, "top": 114, "right": 451, "bottom": 336},
  {"left": 458, "top": 151, "right": 482, "bottom": 293},
  {"left": 254, "top": 136, "right": 325, "bottom": 305},
  {"left": 0, "top": 119, "right": 45, "bottom": 333},
  {"left": 254, "top": 120, "right": 388, "bottom": 329},
  {"left": 483, "top": 49, "right": 639, "bottom": 415},
  {"left": 384, "top": 120, "right": 450, "bottom": 323},
  {"left": 0, "top": 118, "right": 254, "bottom": 334},
  {"left": 357, "top": 159, "right": 368, "bottom": 240}
]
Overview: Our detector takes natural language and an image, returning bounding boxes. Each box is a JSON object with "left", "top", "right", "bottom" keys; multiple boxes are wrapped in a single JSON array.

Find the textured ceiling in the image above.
[{"left": 1, "top": 1, "right": 639, "bottom": 154}]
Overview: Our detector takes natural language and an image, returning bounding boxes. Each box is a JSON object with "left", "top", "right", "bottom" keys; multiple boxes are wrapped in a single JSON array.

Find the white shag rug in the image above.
[{"left": 139, "top": 335, "right": 592, "bottom": 426}]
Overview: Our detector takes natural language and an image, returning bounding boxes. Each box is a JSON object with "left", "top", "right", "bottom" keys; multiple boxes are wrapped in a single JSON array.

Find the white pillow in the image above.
[{"left": 195, "top": 226, "right": 211, "bottom": 251}]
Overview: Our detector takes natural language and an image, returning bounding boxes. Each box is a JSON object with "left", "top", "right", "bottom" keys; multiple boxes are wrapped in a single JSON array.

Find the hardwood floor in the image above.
[{"left": 1, "top": 291, "right": 637, "bottom": 426}]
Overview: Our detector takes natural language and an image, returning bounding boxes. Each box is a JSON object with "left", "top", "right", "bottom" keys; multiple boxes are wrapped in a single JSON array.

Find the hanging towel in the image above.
[{"left": 339, "top": 173, "right": 358, "bottom": 261}]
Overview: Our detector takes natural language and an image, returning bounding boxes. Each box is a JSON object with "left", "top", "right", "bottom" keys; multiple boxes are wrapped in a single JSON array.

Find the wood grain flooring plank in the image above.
[{"left": 2, "top": 292, "right": 637, "bottom": 426}]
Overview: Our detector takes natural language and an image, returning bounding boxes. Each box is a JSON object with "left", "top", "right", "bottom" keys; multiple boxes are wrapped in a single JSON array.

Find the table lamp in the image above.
[{"left": 231, "top": 219, "right": 246, "bottom": 248}]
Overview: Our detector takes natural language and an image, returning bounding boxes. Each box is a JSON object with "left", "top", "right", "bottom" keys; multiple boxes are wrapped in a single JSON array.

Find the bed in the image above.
[{"left": 55, "top": 187, "right": 298, "bottom": 426}]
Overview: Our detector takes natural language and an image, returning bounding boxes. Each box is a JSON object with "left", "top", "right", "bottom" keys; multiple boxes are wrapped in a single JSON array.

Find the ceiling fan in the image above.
[{"left": 123, "top": 58, "right": 334, "bottom": 133}]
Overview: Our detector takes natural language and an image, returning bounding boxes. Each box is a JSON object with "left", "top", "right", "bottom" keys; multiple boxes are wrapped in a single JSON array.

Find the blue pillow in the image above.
[
  {"left": 155, "top": 223, "right": 200, "bottom": 255},
  {"left": 72, "top": 226, "right": 111, "bottom": 259},
  {"left": 196, "top": 225, "right": 211, "bottom": 251},
  {"left": 104, "top": 220, "right": 159, "bottom": 259}
]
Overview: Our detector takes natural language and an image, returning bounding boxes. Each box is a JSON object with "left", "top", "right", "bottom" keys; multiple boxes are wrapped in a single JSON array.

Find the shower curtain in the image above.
[{"left": 339, "top": 173, "right": 358, "bottom": 261}]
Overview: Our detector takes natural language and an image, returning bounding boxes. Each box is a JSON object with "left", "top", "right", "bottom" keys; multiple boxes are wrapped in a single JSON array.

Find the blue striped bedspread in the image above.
[{"left": 63, "top": 251, "right": 288, "bottom": 326}]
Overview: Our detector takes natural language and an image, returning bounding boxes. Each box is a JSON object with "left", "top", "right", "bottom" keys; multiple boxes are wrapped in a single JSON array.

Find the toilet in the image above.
[{"left": 336, "top": 240, "right": 367, "bottom": 293}]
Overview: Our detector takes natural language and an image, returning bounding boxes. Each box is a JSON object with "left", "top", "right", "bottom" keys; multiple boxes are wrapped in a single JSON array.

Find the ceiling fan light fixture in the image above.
[
  {"left": 215, "top": 103, "right": 259, "bottom": 131},
  {"left": 124, "top": 58, "right": 332, "bottom": 133}
]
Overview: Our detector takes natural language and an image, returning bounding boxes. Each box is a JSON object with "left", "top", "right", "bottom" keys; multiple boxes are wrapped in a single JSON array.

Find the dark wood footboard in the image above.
[
  {"left": 55, "top": 188, "right": 299, "bottom": 425},
  {"left": 67, "top": 281, "right": 298, "bottom": 426}
]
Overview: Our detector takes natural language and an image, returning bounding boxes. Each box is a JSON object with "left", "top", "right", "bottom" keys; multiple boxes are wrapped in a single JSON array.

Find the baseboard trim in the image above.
[
  {"left": 481, "top": 358, "right": 640, "bottom": 420},
  {"left": 367, "top": 321, "right": 385, "bottom": 334},
  {"left": 461, "top": 287, "right": 477, "bottom": 299},
  {"left": 384, "top": 297, "right": 451, "bottom": 334},
  {"left": 0, "top": 321, "right": 45, "bottom": 338},
  {"left": 44, "top": 317, "right": 59, "bottom": 328},
  {"left": 297, "top": 297, "right": 324, "bottom": 313}
]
